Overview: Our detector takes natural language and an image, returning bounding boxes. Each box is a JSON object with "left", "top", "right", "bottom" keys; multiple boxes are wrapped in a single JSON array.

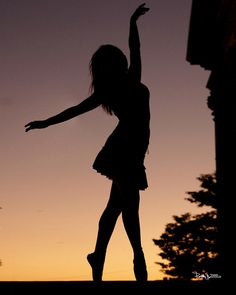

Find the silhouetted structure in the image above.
[{"left": 186, "top": 0, "right": 236, "bottom": 282}]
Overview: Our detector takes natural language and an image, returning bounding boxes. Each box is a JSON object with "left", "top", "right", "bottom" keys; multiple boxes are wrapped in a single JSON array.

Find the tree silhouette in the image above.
[{"left": 153, "top": 173, "right": 218, "bottom": 280}]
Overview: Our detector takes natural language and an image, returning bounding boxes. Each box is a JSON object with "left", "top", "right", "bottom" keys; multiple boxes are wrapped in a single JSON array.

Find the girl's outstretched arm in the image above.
[
  {"left": 25, "top": 93, "right": 102, "bottom": 132},
  {"left": 128, "top": 3, "right": 149, "bottom": 82}
]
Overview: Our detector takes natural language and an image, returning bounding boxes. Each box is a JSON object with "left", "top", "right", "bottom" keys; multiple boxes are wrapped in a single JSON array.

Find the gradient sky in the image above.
[{"left": 0, "top": 0, "right": 215, "bottom": 281}]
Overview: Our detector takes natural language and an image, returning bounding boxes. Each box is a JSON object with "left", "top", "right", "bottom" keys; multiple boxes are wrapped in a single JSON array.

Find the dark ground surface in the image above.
[{"left": 0, "top": 280, "right": 224, "bottom": 294}]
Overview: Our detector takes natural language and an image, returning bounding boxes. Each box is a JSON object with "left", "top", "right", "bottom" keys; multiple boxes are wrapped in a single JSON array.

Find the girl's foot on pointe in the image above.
[
  {"left": 87, "top": 252, "right": 104, "bottom": 282},
  {"left": 133, "top": 251, "right": 148, "bottom": 282}
]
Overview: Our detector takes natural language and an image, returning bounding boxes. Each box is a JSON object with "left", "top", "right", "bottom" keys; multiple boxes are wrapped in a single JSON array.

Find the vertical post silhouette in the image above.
[{"left": 186, "top": 0, "right": 236, "bottom": 282}]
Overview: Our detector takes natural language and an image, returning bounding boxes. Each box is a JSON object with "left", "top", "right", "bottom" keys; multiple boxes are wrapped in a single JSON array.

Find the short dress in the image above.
[{"left": 93, "top": 82, "right": 150, "bottom": 190}]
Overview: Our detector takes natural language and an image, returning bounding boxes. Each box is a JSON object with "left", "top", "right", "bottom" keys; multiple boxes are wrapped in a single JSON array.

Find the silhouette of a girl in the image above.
[{"left": 25, "top": 3, "right": 150, "bottom": 282}]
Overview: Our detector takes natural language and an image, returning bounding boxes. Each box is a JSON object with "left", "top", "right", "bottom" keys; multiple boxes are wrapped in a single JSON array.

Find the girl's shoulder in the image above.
[
  {"left": 139, "top": 82, "right": 150, "bottom": 94},
  {"left": 129, "top": 80, "right": 150, "bottom": 97}
]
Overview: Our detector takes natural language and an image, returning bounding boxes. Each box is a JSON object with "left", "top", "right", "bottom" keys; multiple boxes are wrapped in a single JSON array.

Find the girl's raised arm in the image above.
[{"left": 128, "top": 3, "right": 149, "bottom": 82}]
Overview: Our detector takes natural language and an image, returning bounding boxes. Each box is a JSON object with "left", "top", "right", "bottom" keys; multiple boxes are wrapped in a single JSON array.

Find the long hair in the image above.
[{"left": 90, "top": 44, "right": 128, "bottom": 114}]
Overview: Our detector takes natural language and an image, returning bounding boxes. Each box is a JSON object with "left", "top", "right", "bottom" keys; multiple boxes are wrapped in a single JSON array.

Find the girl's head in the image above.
[
  {"left": 90, "top": 45, "right": 128, "bottom": 114},
  {"left": 90, "top": 44, "right": 128, "bottom": 91}
]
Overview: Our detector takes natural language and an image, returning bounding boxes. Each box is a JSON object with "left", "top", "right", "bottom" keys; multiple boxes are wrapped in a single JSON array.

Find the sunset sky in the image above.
[{"left": 0, "top": 0, "right": 215, "bottom": 281}]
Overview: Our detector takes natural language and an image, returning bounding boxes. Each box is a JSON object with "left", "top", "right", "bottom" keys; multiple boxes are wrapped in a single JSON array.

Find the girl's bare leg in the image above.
[
  {"left": 87, "top": 181, "right": 122, "bottom": 281},
  {"left": 119, "top": 182, "right": 148, "bottom": 281}
]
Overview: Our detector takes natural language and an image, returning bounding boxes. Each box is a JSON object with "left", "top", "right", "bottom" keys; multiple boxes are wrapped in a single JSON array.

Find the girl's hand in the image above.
[
  {"left": 131, "top": 3, "right": 149, "bottom": 22},
  {"left": 24, "top": 120, "right": 48, "bottom": 132}
]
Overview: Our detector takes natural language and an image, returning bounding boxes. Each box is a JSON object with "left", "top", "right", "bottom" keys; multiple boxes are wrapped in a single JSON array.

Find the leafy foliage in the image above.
[
  {"left": 185, "top": 174, "right": 217, "bottom": 209},
  {"left": 153, "top": 173, "right": 218, "bottom": 279}
]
